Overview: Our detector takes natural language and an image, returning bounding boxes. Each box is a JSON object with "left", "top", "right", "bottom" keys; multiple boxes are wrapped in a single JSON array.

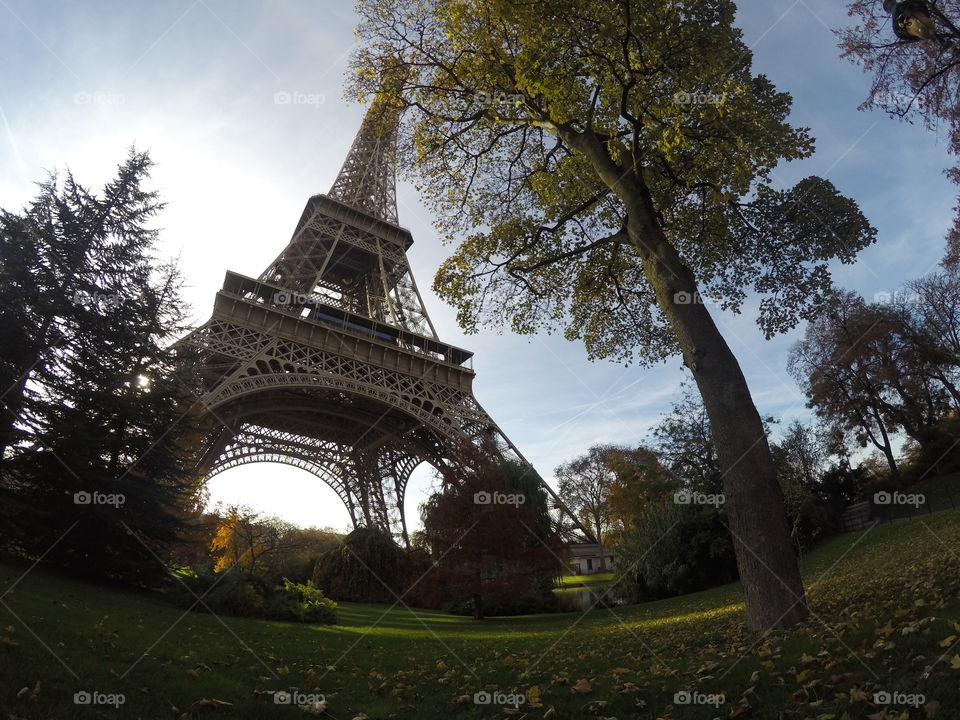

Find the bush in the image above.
[
  {"left": 164, "top": 570, "right": 337, "bottom": 624},
  {"left": 166, "top": 570, "right": 265, "bottom": 617},
  {"left": 792, "top": 499, "right": 836, "bottom": 550},
  {"left": 205, "top": 575, "right": 265, "bottom": 617},
  {"left": 614, "top": 502, "right": 738, "bottom": 602},
  {"left": 312, "top": 528, "right": 424, "bottom": 604},
  {"left": 440, "top": 575, "right": 560, "bottom": 616},
  {"left": 269, "top": 578, "right": 338, "bottom": 624}
]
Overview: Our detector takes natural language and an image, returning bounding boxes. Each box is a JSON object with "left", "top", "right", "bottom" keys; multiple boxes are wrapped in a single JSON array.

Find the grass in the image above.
[
  {"left": 4, "top": 510, "right": 960, "bottom": 718},
  {"left": 554, "top": 573, "right": 614, "bottom": 587}
]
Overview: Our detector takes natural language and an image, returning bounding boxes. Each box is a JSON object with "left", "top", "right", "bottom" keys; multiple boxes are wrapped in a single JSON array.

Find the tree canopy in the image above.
[{"left": 353, "top": 0, "right": 876, "bottom": 364}]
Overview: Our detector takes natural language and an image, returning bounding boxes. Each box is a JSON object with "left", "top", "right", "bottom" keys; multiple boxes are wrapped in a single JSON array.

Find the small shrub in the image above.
[
  {"left": 272, "top": 578, "right": 338, "bottom": 625},
  {"left": 204, "top": 574, "right": 264, "bottom": 617},
  {"left": 164, "top": 569, "right": 337, "bottom": 624}
]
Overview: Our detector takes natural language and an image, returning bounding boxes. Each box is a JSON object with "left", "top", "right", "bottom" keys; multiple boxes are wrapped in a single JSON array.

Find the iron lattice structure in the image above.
[{"left": 183, "top": 84, "right": 585, "bottom": 545}]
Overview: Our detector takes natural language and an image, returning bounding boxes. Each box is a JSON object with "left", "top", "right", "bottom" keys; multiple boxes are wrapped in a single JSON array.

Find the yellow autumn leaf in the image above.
[{"left": 849, "top": 687, "right": 869, "bottom": 702}]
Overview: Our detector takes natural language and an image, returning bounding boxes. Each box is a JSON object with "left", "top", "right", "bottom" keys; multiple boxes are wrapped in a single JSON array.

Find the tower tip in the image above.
[{"left": 328, "top": 67, "right": 407, "bottom": 225}]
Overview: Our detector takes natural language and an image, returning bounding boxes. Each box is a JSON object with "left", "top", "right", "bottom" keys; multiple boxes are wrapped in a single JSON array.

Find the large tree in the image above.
[
  {"left": 770, "top": 421, "right": 830, "bottom": 548},
  {"left": 313, "top": 526, "right": 420, "bottom": 604},
  {"left": 905, "top": 269, "right": 960, "bottom": 406},
  {"left": 777, "top": 420, "right": 828, "bottom": 491},
  {"left": 0, "top": 152, "right": 206, "bottom": 583},
  {"left": 651, "top": 384, "right": 724, "bottom": 495},
  {"left": 605, "top": 445, "right": 676, "bottom": 546},
  {"left": 790, "top": 288, "right": 959, "bottom": 481},
  {"left": 210, "top": 505, "right": 302, "bottom": 577},
  {"left": 418, "top": 447, "right": 561, "bottom": 619},
  {"left": 839, "top": 0, "right": 960, "bottom": 266},
  {"left": 352, "top": 0, "right": 876, "bottom": 630},
  {"left": 789, "top": 291, "right": 905, "bottom": 480},
  {"left": 0, "top": 174, "right": 101, "bottom": 463},
  {"left": 554, "top": 444, "right": 618, "bottom": 552}
]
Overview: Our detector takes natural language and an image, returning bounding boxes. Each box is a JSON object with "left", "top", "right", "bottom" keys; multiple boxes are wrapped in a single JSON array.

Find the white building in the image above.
[{"left": 567, "top": 542, "right": 614, "bottom": 575}]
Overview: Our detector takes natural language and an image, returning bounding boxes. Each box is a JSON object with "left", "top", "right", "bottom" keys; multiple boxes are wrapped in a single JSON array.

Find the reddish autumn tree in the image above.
[
  {"left": 839, "top": 1, "right": 960, "bottom": 265},
  {"left": 417, "top": 444, "right": 563, "bottom": 619}
]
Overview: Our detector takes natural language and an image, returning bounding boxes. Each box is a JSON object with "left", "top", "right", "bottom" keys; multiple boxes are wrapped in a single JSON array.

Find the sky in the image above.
[{"left": 0, "top": 0, "right": 954, "bottom": 534}]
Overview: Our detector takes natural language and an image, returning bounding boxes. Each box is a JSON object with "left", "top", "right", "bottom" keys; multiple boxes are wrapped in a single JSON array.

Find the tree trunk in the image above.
[
  {"left": 594, "top": 515, "right": 606, "bottom": 570},
  {"left": 860, "top": 403, "right": 900, "bottom": 482},
  {"left": 0, "top": 372, "right": 29, "bottom": 462},
  {"left": 632, "top": 214, "right": 808, "bottom": 630},
  {"left": 472, "top": 567, "right": 484, "bottom": 620},
  {"left": 565, "top": 130, "right": 808, "bottom": 631},
  {"left": 0, "top": 349, "right": 45, "bottom": 462}
]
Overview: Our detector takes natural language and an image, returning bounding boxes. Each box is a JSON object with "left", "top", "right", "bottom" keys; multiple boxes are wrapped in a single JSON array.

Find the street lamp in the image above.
[
  {"left": 884, "top": 0, "right": 937, "bottom": 41},
  {"left": 883, "top": 0, "right": 959, "bottom": 51}
]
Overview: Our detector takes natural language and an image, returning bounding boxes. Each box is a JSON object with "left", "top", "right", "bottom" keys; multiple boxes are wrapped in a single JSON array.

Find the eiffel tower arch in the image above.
[{"left": 182, "top": 81, "right": 585, "bottom": 546}]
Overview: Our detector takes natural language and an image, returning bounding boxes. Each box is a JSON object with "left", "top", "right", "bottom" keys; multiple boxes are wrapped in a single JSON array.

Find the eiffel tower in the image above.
[{"left": 183, "top": 81, "right": 581, "bottom": 546}]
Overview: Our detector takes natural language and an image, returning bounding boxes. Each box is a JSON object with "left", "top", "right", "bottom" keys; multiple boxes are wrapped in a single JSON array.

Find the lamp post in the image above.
[{"left": 883, "top": 0, "right": 960, "bottom": 52}]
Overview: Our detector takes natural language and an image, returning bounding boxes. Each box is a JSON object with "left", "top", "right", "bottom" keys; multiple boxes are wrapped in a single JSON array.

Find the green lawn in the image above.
[
  {"left": 3, "top": 511, "right": 960, "bottom": 718},
  {"left": 555, "top": 573, "right": 614, "bottom": 587}
]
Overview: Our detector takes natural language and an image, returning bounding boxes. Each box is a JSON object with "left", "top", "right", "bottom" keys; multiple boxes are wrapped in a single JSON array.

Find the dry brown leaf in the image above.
[{"left": 571, "top": 677, "right": 592, "bottom": 694}]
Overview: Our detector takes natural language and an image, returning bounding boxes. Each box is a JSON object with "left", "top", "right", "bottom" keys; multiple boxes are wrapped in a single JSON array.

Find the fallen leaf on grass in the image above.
[
  {"left": 15, "top": 682, "right": 39, "bottom": 702},
  {"left": 300, "top": 700, "right": 328, "bottom": 715},
  {"left": 189, "top": 698, "right": 233, "bottom": 710},
  {"left": 849, "top": 686, "right": 869, "bottom": 702},
  {"left": 571, "top": 678, "right": 592, "bottom": 694}
]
